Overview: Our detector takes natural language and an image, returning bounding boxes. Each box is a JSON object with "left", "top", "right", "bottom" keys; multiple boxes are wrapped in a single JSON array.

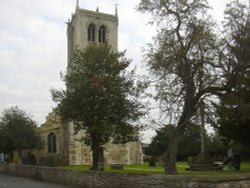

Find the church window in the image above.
[
  {"left": 48, "top": 132, "right": 57, "bottom": 153},
  {"left": 88, "top": 23, "right": 96, "bottom": 42},
  {"left": 98, "top": 25, "right": 106, "bottom": 43}
]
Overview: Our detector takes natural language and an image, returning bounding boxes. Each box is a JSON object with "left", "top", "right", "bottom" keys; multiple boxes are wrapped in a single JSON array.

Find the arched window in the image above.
[
  {"left": 98, "top": 25, "right": 106, "bottom": 43},
  {"left": 48, "top": 132, "right": 57, "bottom": 153},
  {"left": 88, "top": 23, "right": 96, "bottom": 42}
]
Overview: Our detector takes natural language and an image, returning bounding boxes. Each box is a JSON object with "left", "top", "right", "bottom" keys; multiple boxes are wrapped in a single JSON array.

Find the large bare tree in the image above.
[{"left": 138, "top": 0, "right": 232, "bottom": 174}]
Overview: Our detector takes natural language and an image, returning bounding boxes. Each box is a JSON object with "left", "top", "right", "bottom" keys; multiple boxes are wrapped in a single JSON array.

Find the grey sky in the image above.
[
  {"left": 0, "top": 0, "right": 246, "bottom": 142},
  {"left": 0, "top": 0, "right": 153, "bottom": 123}
]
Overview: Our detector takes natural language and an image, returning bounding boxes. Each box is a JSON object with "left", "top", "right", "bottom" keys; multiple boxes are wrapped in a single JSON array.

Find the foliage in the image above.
[
  {"left": 177, "top": 124, "right": 202, "bottom": 160},
  {"left": 144, "top": 124, "right": 226, "bottom": 161},
  {"left": 144, "top": 124, "right": 175, "bottom": 157},
  {"left": 0, "top": 107, "right": 43, "bottom": 163},
  {"left": 206, "top": 131, "right": 225, "bottom": 160},
  {"left": 51, "top": 43, "right": 144, "bottom": 169},
  {"left": 38, "top": 155, "right": 60, "bottom": 167},
  {"left": 213, "top": 1, "right": 250, "bottom": 148}
]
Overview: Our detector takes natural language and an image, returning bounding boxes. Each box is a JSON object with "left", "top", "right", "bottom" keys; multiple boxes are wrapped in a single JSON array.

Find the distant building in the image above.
[{"left": 34, "top": 4, "right": 143, "bottom": 166}]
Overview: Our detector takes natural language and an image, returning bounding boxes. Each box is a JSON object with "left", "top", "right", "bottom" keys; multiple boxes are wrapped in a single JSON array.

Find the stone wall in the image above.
[{"left": 0, "top": 164, "right": 250, "bottom": 188}]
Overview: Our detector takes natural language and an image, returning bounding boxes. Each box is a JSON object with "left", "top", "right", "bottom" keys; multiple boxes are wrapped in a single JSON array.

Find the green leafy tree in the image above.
[
  {"left": 0, "top": 107, "right": 43, "bottom": 163},
  {"left": 144, "top": 125, "right": 175, "bottom": 158},
  {"left": 214, "top": 1, "right": 250, "bottom": 147},
  {"left": 137, "top": 0, "right": 238, "bottom": 174},
  {"left": 51, "top": 43, "right": 143, "bottom": 170},
  {"left": 206, "top": 131, "right": 225, "bottom": 160},
  {"left": 144, "top": 124, "right": 201, "bottom": 161},
  {"left": 177, "top": 123, "right": 201, "bottom": 161}
]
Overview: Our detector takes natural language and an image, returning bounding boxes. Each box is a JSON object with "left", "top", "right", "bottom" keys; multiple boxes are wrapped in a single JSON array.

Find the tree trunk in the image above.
[
  {"left": 164, "top": 96, "right": 198, "bottom": 174},
  {"left": 164, "top": 125, "right": 184, "bottom": 174},
  {"left": 91, "top": 133, "right": 99, "bottom": 170}
]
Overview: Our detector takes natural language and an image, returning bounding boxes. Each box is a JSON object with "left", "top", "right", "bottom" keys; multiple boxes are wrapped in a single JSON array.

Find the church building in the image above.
[{"left": 35, "top": 3, "right": 143, "bottom": 166}]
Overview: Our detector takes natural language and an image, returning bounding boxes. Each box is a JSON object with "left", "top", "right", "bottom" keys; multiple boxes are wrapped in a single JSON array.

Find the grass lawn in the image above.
[{"left": 62, "top": 161, "right": 250, "bottom": 175}]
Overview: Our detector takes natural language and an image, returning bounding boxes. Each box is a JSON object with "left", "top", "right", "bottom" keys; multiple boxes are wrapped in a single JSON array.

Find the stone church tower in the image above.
[
  {"left": 67, "top": 3, "right": 118, "bottom": 66},
  {"left": 32, "top": 3, "right": 143, "bottom": 167}
]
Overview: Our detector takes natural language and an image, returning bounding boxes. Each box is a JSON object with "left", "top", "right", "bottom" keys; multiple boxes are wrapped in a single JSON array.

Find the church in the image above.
[{"left": 34, "top": 3, "right": 143, "bottom": 166}]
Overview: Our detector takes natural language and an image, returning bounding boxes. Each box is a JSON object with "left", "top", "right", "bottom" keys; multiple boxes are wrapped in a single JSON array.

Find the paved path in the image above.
[{"left": 0, "top": 174, "right": 73, "bottom": 188}]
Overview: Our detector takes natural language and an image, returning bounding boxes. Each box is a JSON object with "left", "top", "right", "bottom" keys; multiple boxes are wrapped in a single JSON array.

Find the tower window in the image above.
[
  {"left": 48, "top": 132, "right": 57, "bottom": 153},
  {"left": 88, "top": 23, "right": 96, "bottom": 42},
  {"left": 98, "top": 25, "right": 106, "bottom": 43}
]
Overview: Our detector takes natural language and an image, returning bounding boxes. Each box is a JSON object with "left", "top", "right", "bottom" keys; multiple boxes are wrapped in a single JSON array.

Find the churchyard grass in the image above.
[
  {"left": 62, "top": 161, "right": 250, "bottom": 175},
  {"left": 241, "top": 162, "right": 250, "bottom": 169}
]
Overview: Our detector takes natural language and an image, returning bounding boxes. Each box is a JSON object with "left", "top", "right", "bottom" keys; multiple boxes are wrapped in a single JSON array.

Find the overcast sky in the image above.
[{"left": 0, "top": 0, "right": 246, "bottom": 142}]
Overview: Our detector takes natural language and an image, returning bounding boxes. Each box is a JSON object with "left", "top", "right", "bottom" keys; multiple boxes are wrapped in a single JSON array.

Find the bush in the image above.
[{"left": 38, "top": 155, "right": 60, "bottom": 167}]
